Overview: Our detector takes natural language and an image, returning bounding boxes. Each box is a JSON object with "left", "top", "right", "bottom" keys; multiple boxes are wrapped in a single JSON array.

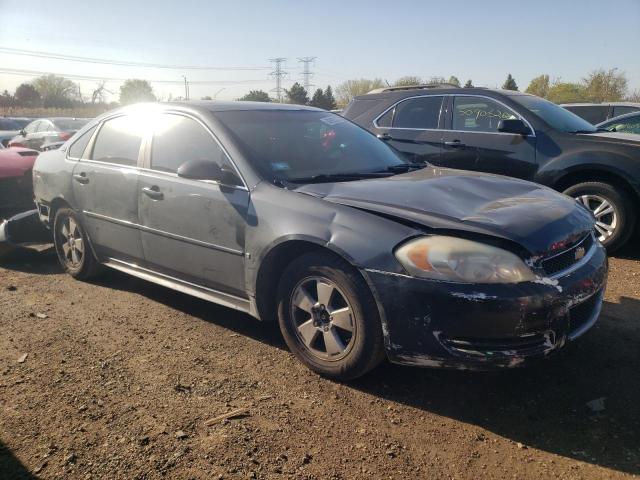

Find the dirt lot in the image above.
[{"left": 1, "top": 239, "right": 639, "bottom": 479}]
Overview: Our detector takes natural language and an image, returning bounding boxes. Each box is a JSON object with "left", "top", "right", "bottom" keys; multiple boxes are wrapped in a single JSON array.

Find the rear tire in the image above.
[
  {"left": 53, "top": 208, "right": 101, "bottom": 279},
  {"left": 563, "top": 181, "right": 635, "bottom": 252},
  {"left": 277, "top": 251, "right": 385, "bottom": 381}
]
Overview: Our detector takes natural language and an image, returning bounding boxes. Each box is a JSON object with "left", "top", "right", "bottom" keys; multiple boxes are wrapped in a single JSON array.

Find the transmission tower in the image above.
[
  {"left": 269, "top": 58, "right": 288, "bottom": 102},
  {"left": 297, "top": 57, "right": 316, "bottom": 92}
]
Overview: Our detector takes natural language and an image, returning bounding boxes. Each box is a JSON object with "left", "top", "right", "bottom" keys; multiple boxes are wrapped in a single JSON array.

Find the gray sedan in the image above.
[{"left": 32, "top": 101, "right": 606, "bottom": 379}]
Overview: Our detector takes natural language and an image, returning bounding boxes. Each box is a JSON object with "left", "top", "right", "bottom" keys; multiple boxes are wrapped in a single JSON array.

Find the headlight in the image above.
[{"left": 395, "top": 236, "right": 535, "bottom": 284}]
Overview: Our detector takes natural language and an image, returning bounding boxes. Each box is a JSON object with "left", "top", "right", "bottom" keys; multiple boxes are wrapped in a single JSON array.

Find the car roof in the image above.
[
  {"left": 164, "top": 100, "right": 324, "bottom": 112},
  {"left": 560, "top": 102, "right": 640, "bottom": 107},
  {"left": 353, "top": 87, "right": 528, "bottom": 101}
]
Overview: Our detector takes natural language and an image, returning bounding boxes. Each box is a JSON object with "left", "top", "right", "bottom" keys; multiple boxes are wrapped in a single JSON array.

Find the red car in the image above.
[{"left": 0, "top": 145, "right": 39, "bottom": 208}]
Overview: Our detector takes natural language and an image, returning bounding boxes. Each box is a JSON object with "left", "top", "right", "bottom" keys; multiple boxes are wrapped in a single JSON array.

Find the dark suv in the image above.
[{"left": 343, "top": 86, "right": 640, "bottom": 251}]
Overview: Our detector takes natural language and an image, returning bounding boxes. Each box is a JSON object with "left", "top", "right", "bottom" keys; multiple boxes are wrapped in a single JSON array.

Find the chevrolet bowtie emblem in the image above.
[{"left": 574, "top": 246, "right": 586, "bottom": 261}]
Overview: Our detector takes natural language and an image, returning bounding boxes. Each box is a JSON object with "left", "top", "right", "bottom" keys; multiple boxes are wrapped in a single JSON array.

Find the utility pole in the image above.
[
  {"left": 297, "top": 57, "right": 316, "bottom": 92},
  {"left": 182, "top": 75, "right": 189, "bottom": 100},
  {"left": 269, "top": 58, "right": 287, "bottom": 102}
]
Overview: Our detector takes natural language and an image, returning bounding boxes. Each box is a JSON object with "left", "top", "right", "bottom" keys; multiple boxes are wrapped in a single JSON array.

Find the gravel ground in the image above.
[{"left": 0, "top": 240, "right": 639, "bottom": 479}]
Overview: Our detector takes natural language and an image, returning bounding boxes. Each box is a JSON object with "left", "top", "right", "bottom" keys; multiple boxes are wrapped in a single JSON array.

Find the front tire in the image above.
[
  {"left": 564, "top": 181, "right": 635, "bottom": 252},
  {"left": 277, "top": 252, "right": 385, "bottom": 381},
  {"left": 53, "top": 208, "right": 101, "bottom": 279}
]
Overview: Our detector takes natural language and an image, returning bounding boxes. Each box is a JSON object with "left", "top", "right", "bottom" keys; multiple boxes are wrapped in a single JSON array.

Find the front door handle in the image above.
[
  {"left": 142, "top": 186, "right": 164, "bottom": 200},
  {"left": 73, "top": 172, "right": 89, "bottom": 184},
  {"left": 377, "top": 132, "right": 393, "bottom": 141},
  {"left": 444, "top": 140, "right": 466, "bottom": 148}
]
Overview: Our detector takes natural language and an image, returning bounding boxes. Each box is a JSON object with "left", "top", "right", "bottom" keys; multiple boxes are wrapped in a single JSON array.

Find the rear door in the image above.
[
  {"left": 137, "top": 112, "right": 249, "bottom": 297},
  {"left": 372, "top": 95, "right": 445, "bottom": 163},
  {"left": 71, "top": 114, "right": 146, "bottom": 262},
  {"left": 436, "top": 95, "right": 538, "bottom": 180}
]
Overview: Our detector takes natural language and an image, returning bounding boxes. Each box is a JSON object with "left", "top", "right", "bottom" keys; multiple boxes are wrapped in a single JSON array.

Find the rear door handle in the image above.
[
  {"left": 444, "top": 140, "right": 465, "bottom": 148},
  {"left": 73, "top": 173, "right": 89, "bottom": 184},
  {"left": 142, "top": 186, "right": 164, "bottom": 200}
]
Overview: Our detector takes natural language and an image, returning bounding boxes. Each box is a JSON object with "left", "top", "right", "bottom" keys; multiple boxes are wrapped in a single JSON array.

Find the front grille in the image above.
[
  {"left": 440, "top": 332, "right": 554, "bottom": 358},
  {"left": 569, "top": 292, "right": 601, "bottom": 335},
  {"left": 542, "top": 233, "right": 594, "bottom": 276}
]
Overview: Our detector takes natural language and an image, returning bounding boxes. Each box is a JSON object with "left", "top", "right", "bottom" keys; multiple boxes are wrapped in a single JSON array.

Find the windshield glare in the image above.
[
  {"left": 511, "top": 95, "right": 597, "bottom": 133},
  {"left": 215, "top": 110, "right": 406, "bottom": 182}
]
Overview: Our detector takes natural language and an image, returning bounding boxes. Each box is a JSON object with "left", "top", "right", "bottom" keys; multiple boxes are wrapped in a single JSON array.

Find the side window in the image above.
[
  {"left": 91, "top": 116, "right": 145, "bottom": 166},
  {"left": 37, "top": 121, "right": 52, "bottom": 132},
  {"left": 24, "top": 121, "right": 40, "bottom": 134},
  {"left": 68, "top": 125, "right": 97, "bottom": 159},
  {"left": 392, "top": 97, "right": 442, "bottom": 129},
  {"left": 613, "top": 106, "right": 640, "bottom": 118},
  {"left": 151, "top": 114, "right": 235, "bottom": 178},
  {"left": 453, "top": 96, "right": 518, "bottom": 133},
  {"left": 376, "top": 108, "right": 393, "bottom": 127},
  {"left": 568, "top": 106, "right": 607, "bottom": 124}
]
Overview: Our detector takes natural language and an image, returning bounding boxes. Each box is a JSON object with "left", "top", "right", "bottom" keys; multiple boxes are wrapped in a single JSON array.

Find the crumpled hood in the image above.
[{"left": 295, "top": 167, "right": 595, "bottom": 255}]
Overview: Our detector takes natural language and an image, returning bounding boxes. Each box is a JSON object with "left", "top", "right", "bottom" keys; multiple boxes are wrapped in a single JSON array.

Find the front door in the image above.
[
  {"left": 372, "top": 95, "right": 445, "bottom": 164},
  {"left": 437, "top": 95, "right": 537, "bottom": 180},
  {"left": 71, "top": 114, "right": 146, "bottom": 262},
  {"left": 137, "top": 113, "right": 249, "bottom": 297}
]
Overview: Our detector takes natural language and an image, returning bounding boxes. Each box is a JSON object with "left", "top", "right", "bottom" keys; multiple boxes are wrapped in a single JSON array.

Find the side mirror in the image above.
[
  {"left": 497, "top": 119, "right": 532, "bottom": 136},
  {"left": 19, "top": 129, "right": 26, "bottom": 136},
  {"left": 177, "top": 159, "right": 240, "bottom": 185}
]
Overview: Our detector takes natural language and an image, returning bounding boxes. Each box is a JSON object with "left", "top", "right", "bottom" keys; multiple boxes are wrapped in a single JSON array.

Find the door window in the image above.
[
  {"left": 150, "top": 114, "right": 234, "bottom": 175},
  {"left": 68, "top": 125, "right": 97, "bottom": 159},
  {"left": 91, "top": 115, "right": 145, "bottom": 166},
  {"left": 392, "top": 96, "right": 443, "bottom": 129},
  {"left": 24, "top": 121, "right": 40, "bottom": 134},
  {"left": 453, "top": 96, "right": 518, "bottom": 133}
]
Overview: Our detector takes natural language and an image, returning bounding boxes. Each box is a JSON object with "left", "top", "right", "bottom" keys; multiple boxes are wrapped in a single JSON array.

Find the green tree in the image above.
[
  {"left": 323, "top": 85, "right": 337, "bottom": 110},
  {"left": 14, "top": 83, "right": 41, "bottom": 107},
  {"left": 582, "top": 68, "right": 628, "bottom": 102},
  {"left": 335, "top": 78, "right": 385, "bottom": 106},
  {"left": 32, "top": 74, "right": 77, "bottom": 108},
  {"left": 309, "top": 88, "right": 326, "bottom": 108},
  {"left": 119, "top": 79, "right": 156, "bottom": 105},
  {"left": 448, "top": 76, "right": 461, "bottom": 87},
  {"left": 285, "top": 82, "right": 309, "bottom": 105},
  {"left": 525, "top": 74, "right": 550, "bottom": 98},
  {"left": 463, "top": 79, "right": 473, "bottom": 88},
  {"left": 238, "top": 90, "right": 271, "bottom": 102},
  {"left": 502, "top": 74, "right": 518, "bottom": 91},
  {"left": 547, "top": 82, "right": 587, "bottom": 103},
  {"left": 426, "top": 76, "right": 446, "bottom": 85},
  {"left": 394, "top": 76, "right": 422, "bottom": 87}
]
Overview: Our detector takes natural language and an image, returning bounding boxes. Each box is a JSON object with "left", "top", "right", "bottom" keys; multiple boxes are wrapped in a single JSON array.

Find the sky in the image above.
[{"left": 0, "top": 0, "right": 639, "bottom": 102}]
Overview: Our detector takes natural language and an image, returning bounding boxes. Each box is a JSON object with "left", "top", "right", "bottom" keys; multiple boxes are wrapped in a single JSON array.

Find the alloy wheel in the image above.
[
  {"left": 290, "top": 277, "right": 356, "bottom": 361},
  {"left": 60, "top": 217, "right": 84, "bottom": 267},
  {"left": 575, "top": 194, "right": 618, "bottom": 242}
]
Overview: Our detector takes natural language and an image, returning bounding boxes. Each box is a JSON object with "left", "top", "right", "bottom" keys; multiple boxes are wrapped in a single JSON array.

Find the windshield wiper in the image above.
[
  {"left": 379, "top": 162, "right": 427, "bottom": 173},
  {"left": 287, "top": 171, "right": 393, "bottom": 183},
  {"left": 569, "top": 129, "right": 599, "bottom": 134}
]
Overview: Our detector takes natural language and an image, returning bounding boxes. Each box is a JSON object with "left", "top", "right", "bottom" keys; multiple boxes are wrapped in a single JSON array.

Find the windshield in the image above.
[
  {"left": 511, "top": 95, "right": 597, "bottom": 133},
  {"left": 53, "top": 118, "right": 90, "bottom": 131},
  {"left": 215, "top": 110, "right": 406, "bottom": 182}
]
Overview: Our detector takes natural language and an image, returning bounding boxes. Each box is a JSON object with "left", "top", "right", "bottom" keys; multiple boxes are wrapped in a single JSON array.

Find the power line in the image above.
[
  {"left": 297, "top": 57, "right": 316, "bottom": 92},
  {"left": 0, "top": 47, "right": 271, "bottom": 71},
  {"left": 269, "top": 58, "right": 287, "bottom": 102},
  {"left": 0, "top": 67, "right": 268, "bottom": 86}
]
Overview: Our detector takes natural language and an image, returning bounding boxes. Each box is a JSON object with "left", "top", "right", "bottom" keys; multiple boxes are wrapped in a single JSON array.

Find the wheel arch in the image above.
[
  {"left": 552, "top": 167, "right": 639, "bottom": 202},
  {"left": 253, "top": 237, "right": 362, "bottom": 323}
]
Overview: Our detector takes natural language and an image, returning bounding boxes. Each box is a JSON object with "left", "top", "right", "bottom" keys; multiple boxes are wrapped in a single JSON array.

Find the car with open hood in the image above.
[
  {"left": 29, "top": 101, "right": 607, "bottom": 379},
  {"left": 343, "top": 86, "right": 640, "bottom": 251}
]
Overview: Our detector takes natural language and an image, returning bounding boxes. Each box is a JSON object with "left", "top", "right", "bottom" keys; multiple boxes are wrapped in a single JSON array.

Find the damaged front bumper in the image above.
[{"left": 363, "top": 240, "right": 608, "bottom": 370}]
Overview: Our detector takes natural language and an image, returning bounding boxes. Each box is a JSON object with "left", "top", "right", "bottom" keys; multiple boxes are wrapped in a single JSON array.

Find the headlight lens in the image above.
[{"left": 395, "top": 236, "right": 535, "bottom": 284}]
